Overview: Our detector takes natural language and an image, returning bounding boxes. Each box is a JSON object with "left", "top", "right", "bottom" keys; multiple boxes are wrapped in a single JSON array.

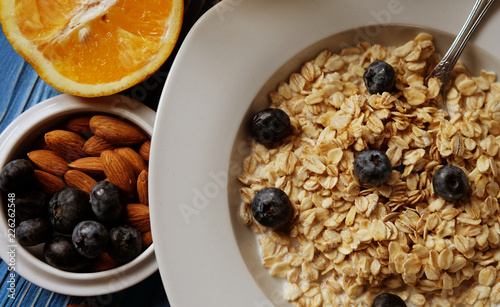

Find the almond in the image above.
[
  {"left": 83, "top": 135, "right": 115, "bottom": 156},
  {"left": 137, "top": 170, "right": 148, "bottom": 205},
  {"left": 68, "top": 157, "right": 104, "bottom": 176},
  {"left": 34, "top": 170, "right": 66, "bottom": 194},
  {"left": 89, "top": 115, "right": 147, "bottom": 146},
  {"left": 126, "top": 203, "right": 150, "bottom": 233},
  {"left": 27, "top": 150, "right": 69, "bottom": 176},
  {"left": 65, "top": 116, "right": 93, "bottom": 138},
  {"left": 101, "top": 150, "right": 136, "bottom": 198},
  {"left": 142, "top": 231, "right": 152, "bottom": 249},
  {"left": 115, "top": 147, "right": 147, "bottom": 175},
  {"left": 90, "top": 252, "right": 119, "bottom": 272},
  {"left": 139, "top": 140, "right": 151, "bottom": 162},
  {"left": 64, "top": 170, "right": 97, "bottom": 194},
  {"left": 30, "top": 134, "right": 49, "bottom": 151},
  {"left": 45, "top": 130, "right": 86, "bottom": 160}
]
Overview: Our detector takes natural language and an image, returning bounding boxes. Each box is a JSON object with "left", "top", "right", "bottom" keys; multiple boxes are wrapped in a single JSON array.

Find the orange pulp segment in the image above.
[{"left": 0, "top": 0, "right": 183, "bottom": 96}]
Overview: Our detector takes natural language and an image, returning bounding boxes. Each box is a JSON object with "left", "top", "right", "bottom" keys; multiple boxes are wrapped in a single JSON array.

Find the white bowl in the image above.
[{"left": 0, "top": 94, "right": 157, "bottom": 296}]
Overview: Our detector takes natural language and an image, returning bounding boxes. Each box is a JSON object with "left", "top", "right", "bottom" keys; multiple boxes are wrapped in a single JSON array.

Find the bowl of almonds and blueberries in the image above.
[
  {"left": 238, "top": 32, "right": 500, "bottom": 306},
  {"left": 0, "top": 94, "right": 157, "bottom": 296}
]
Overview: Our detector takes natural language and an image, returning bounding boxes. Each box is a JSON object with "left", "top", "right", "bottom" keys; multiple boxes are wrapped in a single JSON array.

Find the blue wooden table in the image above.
[{"left": 0, "top": 1, "right": 217, "bottom": 305}]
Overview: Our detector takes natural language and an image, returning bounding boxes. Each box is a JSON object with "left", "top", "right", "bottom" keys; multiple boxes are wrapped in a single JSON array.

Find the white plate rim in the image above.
[{"left": 150, "top": 1, "right": 500, "bottom": 306}]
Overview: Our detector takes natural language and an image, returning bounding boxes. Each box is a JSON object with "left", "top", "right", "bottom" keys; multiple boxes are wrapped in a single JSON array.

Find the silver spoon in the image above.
[{"left": 427, "top": 0, "right": 496, "bottom": 111}]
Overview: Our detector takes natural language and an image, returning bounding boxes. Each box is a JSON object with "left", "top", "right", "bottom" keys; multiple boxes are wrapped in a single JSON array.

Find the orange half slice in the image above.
[{"left": 0, "top": 0, "right": 183, "bottom": 97}]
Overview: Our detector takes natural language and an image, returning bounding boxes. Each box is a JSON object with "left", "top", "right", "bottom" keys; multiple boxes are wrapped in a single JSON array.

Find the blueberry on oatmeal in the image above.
[
  {"left": 432, "top": 165, "right": 469, "bottom": 201},
  {"left": 354, "top": 150, "right": 392, "bottom": 186},
  {"left": 239, "top": 33, "right": 500, "bottom": 305},
  {"left": 251, "top": 108, "right": 291, "bottom": 144},
  {"left": 363, "top": 60, "right": 396, "bottom": 94},
  {"left": 251, "top": 187, "right": 293, "bottom": 229},
  {"left": 371, "top": 293, "right": 406, "bottom": 307}
]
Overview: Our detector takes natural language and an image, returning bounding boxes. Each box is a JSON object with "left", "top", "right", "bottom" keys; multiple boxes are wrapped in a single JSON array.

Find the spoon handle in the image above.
[{"left": 429, "top": 0, "right": 495, "bottom": 83}]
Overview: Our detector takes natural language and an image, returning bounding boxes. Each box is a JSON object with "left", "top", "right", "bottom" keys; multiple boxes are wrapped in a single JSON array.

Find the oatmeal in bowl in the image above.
[{"left": 237, "top": 32, "right": 500, "bottom": 306}]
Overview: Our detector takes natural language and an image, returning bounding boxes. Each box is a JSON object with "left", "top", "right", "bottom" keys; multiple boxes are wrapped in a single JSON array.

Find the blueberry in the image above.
[
  {"left": 363, "top": 61, "right": 396, "bottom": 94},
  {"left": 72, "top": 220, "right": 108, "bottom": 258},
  {"left": 432, "top": 165, "right": 469, "bottom": 201},
  {"left": 90, "top": 181, "right": 123, "bottom": 224},
  {"left": 16, "top": 218, "right": 52, "bottom": 246},
  {"left": 354, "top": 150, "right": 392, "bottom": 186},
  {"left": 48, "top": 187, "right": 93, "bottom": 234},
  {"left": 44, "top": 235, "right": 91, "bottom": 272},
  {"left": 251, "top": 108, "right": 291, "bottom": 144},
  {"left": 16, "top": 189, "right": 50, "bottom": 221},
  {"left": 371, "top": 293, "right": 407, "bottom": 307},
  {"left": 0, "top": 159, "right": 35, "bottom": 192},
  {"left": 251, "top": 188, "right": 293, "bottom": 229},
  {"left": 107, "top": 225, "right": 142, "bottom": 263}
]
